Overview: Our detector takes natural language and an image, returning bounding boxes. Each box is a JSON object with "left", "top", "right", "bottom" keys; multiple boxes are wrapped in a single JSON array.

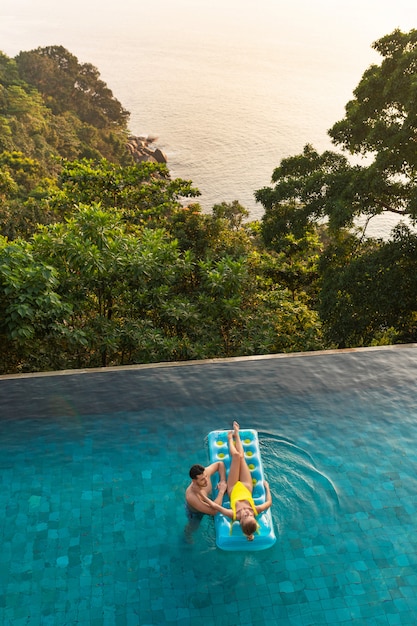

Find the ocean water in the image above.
[
  {"left": 1, "top": 346, "right": 417, "bottom": 624},
  {"left": 0, "top": 0, "right": 415, "bottom": 235}
]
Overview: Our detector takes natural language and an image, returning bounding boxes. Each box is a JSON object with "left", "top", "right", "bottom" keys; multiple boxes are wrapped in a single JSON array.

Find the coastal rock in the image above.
[
  {"left": 126, "top": 135, "right": 167, "bottom": 164},
  {"left": 153, "top": 148, "right": 168, "bottom": 164}
]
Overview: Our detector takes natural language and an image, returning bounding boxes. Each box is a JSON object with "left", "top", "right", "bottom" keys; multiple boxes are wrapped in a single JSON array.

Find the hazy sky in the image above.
[{"left": 1, "top": 0, "right": 415, "bottom": 61}]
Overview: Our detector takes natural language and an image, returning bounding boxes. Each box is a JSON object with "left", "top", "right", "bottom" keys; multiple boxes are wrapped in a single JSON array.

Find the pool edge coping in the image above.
[{"left": 1, "top": 343, "right": 417, "bottom": 381}]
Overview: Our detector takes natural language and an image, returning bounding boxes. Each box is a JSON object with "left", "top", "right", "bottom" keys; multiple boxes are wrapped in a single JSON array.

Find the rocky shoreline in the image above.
[{"left": 126, "top": 135, "right": 167, "bottom": 164}]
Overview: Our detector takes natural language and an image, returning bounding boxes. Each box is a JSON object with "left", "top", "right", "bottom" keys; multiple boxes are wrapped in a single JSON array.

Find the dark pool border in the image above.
[{"left": 1, "top": 344, "right": 417, "bottom": 419}]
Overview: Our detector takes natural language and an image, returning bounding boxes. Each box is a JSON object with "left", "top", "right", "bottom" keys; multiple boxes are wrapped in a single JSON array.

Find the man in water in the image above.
[{"left": 185, "top": 461, "right": 227, "bottom": 530}]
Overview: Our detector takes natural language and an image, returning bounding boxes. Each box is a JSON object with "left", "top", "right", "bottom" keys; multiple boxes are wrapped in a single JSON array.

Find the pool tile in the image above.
[{"left": 2, "top": 365, "right": 417, "bottom": 625}]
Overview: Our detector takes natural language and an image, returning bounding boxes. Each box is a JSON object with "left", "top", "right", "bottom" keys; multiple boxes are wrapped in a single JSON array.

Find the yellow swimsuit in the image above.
[{"left": 230, "top": 481, "right": 258, "bottom": 520}]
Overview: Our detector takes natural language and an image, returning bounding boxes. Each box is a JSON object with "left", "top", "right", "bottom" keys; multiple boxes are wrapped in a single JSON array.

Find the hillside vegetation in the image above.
[
  {"left": 1, "top": 33, "right": 417, "bottom": 374},
  {"left": 0, "top": 45, "right": 129, "bottom": 165}
]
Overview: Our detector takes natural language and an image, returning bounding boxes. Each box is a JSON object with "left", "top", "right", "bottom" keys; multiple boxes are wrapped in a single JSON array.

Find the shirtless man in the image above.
[{"left": 185, "top": 461, "right": 227, "bottom": 524}]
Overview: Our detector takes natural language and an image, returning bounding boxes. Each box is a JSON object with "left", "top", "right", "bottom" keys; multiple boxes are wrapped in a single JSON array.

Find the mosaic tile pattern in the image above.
[{"left": 1, "top": 372, "right": 417, "bottom": 625}]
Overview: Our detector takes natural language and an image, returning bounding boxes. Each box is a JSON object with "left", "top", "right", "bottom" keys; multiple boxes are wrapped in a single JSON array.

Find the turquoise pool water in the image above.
[{"left": 1, "top": 347, "right": 417, "bottom": 625}]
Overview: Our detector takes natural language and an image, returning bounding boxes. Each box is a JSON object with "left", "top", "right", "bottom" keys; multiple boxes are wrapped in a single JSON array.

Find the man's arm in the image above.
[
  {"left": 205, "top": 461, "right": 226, "bottom": 483},
  {"left": 205, "top": 461, "right": 227, "bottom": 505},
  {"left": 186, "top": 490, "right": 217, "bottom": 515},
  {"left": 199, "top": 493, "right": 233, "bottom": 519}
]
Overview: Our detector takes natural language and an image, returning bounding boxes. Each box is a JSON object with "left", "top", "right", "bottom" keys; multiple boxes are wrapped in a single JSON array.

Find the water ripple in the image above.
[{"left": 259, "top": 433, "right": 340, "bottom": 534}]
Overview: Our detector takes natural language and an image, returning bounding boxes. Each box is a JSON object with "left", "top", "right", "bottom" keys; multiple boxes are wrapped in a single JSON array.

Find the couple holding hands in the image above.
[{"left": 185, "top": 421, "right": 272, "bottom": 541}]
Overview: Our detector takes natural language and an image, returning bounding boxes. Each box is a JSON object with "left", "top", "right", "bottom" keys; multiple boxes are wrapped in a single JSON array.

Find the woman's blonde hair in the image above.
[{"left": 241, "top": 517, "right": 257, "bottom": 540}]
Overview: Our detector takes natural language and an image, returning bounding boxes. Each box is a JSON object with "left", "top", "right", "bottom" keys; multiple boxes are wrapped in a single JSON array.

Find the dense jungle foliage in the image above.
[{"left": 1, "top": 33, "right": 417, "bottom": 374}]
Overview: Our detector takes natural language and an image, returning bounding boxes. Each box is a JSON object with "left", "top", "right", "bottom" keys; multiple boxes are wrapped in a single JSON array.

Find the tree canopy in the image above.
[
  {"left": 0, "top": 46, "right": 131, "bottom": 169},
  {"left": 15, "top": 46, "right": 129, "bottom": 130},
  {"left": 255, "top": 29, "right": 417, "bottom": 348},
  {"left": 0, "top": 201, "right": 324, "bottom": 373},
  {"left": 255, "top": 29, "right": 417, "bottom": 235}
]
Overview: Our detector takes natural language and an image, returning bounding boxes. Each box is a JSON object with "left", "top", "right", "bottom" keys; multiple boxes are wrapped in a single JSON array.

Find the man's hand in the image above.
[
  {"left": 217, "top": 480, "right": 227, "bottom": 493},
  {"left": 199, "top": 493, "right": 215, "bottom": 508}
]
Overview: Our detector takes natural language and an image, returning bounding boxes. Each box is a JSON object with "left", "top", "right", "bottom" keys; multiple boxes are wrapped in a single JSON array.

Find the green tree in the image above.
[
  {"left": 170, "top": 202, "right": 253, "bottom": 261},
  {"left": 32, "top": 204, "right": 137, "bottom": 368},
  {"left": 0, "top": 47, "right": 132, "bottom": 167},
  {"left": 0, "top": 152, "right": 60, "bottom": 239},
  {"left": 255, "top": 30, "right": 417, "bottom": 236},
  {"left": 46, "top": 158, "right": 200, "bottom": 225},
  {"left": 254, "top": 29, "right": 417, "bottom": 349},
  {"left": 255, "top": 143, "right": 365, "bottom": 234},
  {"left": 0, "top": 151, "right": 41, "bottom": 193},
  {"left": 0, "top": 202, "right": 325, "bottom": 373},
  {"left": 0, "top": 157, "right": 201, "bottom": 240},
  {"left": 329, "top": 29, "right": 417, "bottom": 222},
  {"left": 197, "top": 255, "right": 251, "bottom": 356},
  {"left": 0, "top": 236, "right": 68, "bottom": 373},
  {"left": 260, "top": 231, "right": 321, "bottom": 301},
  {"left": 31, "top": 205, "right": 202, "bottom": 368},
  {"left": 212, "top": 200, "right": 249, "bottom": 230},
  {"left": 195, "top": 251, "right": 323, "bottom": 357},
  {"left": 319, "top": 224, "right": 417, "bottom": 347},
  {"left": 15, "top": 46, "right": 129, "bottom": 129}
]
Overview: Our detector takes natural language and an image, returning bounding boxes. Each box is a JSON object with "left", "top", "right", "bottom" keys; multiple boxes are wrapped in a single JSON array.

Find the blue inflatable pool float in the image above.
[{"left": 207, "top": 428, "right": 276, "bottom": 551}]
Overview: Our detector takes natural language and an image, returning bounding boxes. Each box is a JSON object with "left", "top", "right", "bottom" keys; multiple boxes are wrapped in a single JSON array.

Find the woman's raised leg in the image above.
[
  {"left": 232, "top": 421, "right": 253, "bottom": 492},
  {"left": 226, "top": 423, "right": 243, "bottom": 495}
]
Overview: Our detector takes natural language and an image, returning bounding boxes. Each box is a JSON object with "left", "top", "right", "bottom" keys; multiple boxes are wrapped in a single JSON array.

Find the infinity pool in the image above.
[{"left": 1, "top": 346, "right": 417, "bottom": 625}]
